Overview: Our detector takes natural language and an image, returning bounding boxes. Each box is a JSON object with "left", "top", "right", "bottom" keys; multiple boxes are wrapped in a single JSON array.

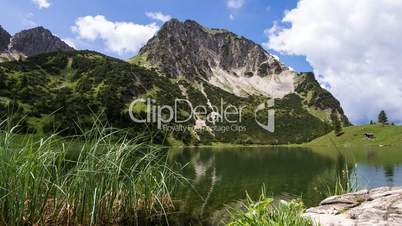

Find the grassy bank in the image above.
[
  {"left": 0, "top": 124, "right": 184, "bottom": 225},
  {"left": 226, "top": 190, "right": 313, "bottom": 226},
  {"left": 306, "top": 124, "right": 402, "bottom": 147}
]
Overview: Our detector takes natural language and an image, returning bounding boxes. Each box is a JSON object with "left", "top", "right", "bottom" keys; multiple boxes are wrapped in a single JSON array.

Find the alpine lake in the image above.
[{"left": 167, "top": 145, "right": 402, "bottom": 221}]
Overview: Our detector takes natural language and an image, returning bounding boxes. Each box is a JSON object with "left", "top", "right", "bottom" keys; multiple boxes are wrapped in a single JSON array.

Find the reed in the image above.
[{"left": 0, "top": 120, "right": 184, "bottom": 225}]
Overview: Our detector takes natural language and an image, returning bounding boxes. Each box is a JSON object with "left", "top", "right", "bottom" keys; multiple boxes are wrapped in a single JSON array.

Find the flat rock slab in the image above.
[{"left": 304, "top": 187, "right": 402, "bottom": 226}]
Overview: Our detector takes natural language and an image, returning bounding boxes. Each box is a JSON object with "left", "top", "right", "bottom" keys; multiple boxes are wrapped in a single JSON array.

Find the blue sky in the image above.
[{"left": 0, "top": 0, "right": 312, "bottom": 72}]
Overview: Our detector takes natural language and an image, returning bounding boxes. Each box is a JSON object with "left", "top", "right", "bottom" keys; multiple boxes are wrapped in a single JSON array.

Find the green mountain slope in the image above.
[
  {"left": 0, "top": 51, "right": 179, "bottom": 140},
  {"left": 0, "top": 50, "right": 344, "bottom": 145},
  {"left": 307, "top": 124, "right": 402, "bottom": 146}
]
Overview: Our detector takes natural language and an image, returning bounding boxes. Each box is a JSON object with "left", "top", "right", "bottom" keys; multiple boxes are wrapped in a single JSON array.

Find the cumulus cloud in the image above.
[
  {"left": 265, "top": 0, "right": 402, "bottom": 124},
  {"left": 226, "top": 0, "right": 245, "bottom": 9},
  {"left": 72, "top": 15, "right": 159, "bottom": 55},
  {"left": 32, "top": 0, "right": 51, "bottom": 9},
  {"left": 145, "top": 11, "right": 172, "bottom": 23}
]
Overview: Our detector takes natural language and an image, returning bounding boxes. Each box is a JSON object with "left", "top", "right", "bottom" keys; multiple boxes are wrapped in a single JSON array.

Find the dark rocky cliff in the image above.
[
  {"left": 138, "top": 19, "right": 287, "bottom": 80},
  {"left": 0, "top": 26, "right": 11, "bottom": 52},
  {"left": 9, "top": 26, "right": 74, "bottom": 57}
]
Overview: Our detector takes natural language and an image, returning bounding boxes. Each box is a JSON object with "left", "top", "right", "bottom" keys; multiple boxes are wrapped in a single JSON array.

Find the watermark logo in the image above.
[
  {"left": 254, "top": 99, "right": 275, "bottom": 133},
  {"left": 128, "top": 98, "right": 275, "bottom": 133}
]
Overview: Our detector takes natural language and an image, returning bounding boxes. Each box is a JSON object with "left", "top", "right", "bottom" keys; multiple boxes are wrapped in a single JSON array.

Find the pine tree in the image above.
[
  {"left": 331, "top": 112, "right": 343, "bottom": 136},
  {"left": 378, "top": 110, "right": 388, "bottom": 125}
]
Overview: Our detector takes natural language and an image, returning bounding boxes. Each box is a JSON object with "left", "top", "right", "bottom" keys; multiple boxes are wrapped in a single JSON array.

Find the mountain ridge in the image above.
[
  {"left": 137, "top": 19, "right": 290, "bottom": 85},
  {"left": 135, "top": 19, "right": 350, "bottom": 124},
  {"left": 0, "top": 25, "right": 74, "bottom": 62},
  {"left": 0, "top": 26, "right": 11, "bottom": 52},
  {"left": 0, "top": 20, "right": 350, "bottom": 145}
]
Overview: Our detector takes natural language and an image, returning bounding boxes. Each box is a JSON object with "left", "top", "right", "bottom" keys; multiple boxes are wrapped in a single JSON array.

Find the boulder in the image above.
[{"left": 304, "top": 187, "right": 402, "bottom": 226}]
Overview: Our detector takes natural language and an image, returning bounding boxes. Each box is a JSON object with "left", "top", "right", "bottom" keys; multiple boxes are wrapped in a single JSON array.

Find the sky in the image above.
[{"left": 1, "top": 0, "right": 402, "bottom": 124}]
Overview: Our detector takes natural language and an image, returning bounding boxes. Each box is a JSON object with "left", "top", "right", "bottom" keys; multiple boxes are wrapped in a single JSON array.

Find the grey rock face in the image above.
[
  {"left": 137, "top": 19, "right": 350, "bottom": 124},
  {"left": 0, "top": 26, "right": 11, "bottom": 51},
  {"left": 304, "top": 187, "right": 402, "bottom": 226},
  {"left": 138, "top": 19, "right": 287, "bottom": 79},
  {"left": 9, "top": 26, "right": 74, "bottom": 57}
]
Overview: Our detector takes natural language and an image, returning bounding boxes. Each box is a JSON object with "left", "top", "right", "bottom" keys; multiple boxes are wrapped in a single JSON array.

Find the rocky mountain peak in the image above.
[
  {"left": 160, "top": 19, "right": 205, "bottom": 32},
  {"left": 135, "top": 19, "right": 350, "bottom": 126},
  {"left": 9, "top": 26, "right": 74, "bottom": 57},
  {"left": 138, "top": 19, "right": 292, "bottom": 98},
  {"left": 0, "top": 25, "right": 11, "bottom": 51}
]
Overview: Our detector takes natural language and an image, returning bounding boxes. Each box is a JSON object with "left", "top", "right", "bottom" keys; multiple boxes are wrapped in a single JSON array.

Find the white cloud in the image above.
[
  {"left": 226, "top": 0, "right": 245, "bottom": 20},
  {"left": 72, "top": 15, "right": 159, "bottom": 55},
  {"left": 145, "top": 11, "right": 172, "bottom": 23},
  {"left": 226, "top": 0, "right": 245, "bottom": 9},
  {"left": 263, "top": 21, "right": 281, "bottom": 39},
  {"left": 265, "top": 0, "right": 402, "bottom": 124},
  {"left": 32, "top": 0, "right": 51, "bottom": 9}
]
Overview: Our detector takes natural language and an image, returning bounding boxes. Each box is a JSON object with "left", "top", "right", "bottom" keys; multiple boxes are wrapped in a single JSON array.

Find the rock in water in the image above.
[{"left": 304, "top": 187, "right": 402, "bottom": 226}]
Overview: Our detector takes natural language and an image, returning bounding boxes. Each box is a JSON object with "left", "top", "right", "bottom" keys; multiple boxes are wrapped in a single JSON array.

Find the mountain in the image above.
[
  {"left": 0, "top": 21, "right": 350, "bottom": 145},
  {"left": 0, "top": 26, "right": 11, "bottom": 52},
  {"left": 0, "top": 51, "right": 179, "bottom": 140},
  {"left": 0, "top": 26, "right": 74, "bottom": 62},
  {"left": 10, "top": 26, "right": 74, "bottom": 56},
  {"left": 135, "top": 19, "right": 350, "bottom": 125},
  {"left": 136, "top": 19, "right": 293, "bottom": 98}
]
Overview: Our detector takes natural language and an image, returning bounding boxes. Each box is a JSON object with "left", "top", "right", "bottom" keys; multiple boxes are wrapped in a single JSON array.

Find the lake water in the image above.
[{"left": 168, "top": 146, "right": 402, "bottom": 219}]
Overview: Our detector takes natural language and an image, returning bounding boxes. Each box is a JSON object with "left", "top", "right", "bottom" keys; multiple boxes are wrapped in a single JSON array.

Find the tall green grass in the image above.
[
  {"left": 0, "top": 120, "right": 185, "bottom": 225},
  {"left": 314, "top": 138, "right": 360, "bottom": 197},
  {"left": 322, "top": 164, "right": 359, "bottom": 197},
  {"left": 226, "top": 189, "right": 314, "bottom": 226}
]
